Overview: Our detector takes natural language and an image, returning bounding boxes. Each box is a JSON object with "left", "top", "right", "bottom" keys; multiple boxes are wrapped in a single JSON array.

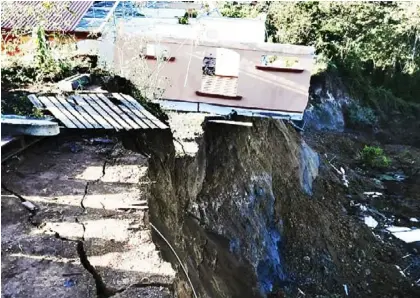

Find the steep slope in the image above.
[{"left": 124, "top": 114, "right": 420, "bottom": 297}]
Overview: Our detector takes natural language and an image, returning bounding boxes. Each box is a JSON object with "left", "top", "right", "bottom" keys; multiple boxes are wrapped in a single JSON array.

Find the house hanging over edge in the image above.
[{"left": 114, "top": 15, "right": 315, "bottom": 121}]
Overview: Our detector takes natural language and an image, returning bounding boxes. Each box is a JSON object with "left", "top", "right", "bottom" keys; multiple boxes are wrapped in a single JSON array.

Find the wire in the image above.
[
  {"left": 184, "top": 41, "right": 194, "bottom": 87},
  {"left": 150, "top": 223, "right": 198, "bottom": 298}
]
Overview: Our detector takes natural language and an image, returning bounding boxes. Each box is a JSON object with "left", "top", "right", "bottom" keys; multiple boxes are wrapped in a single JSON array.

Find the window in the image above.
[
  {"left": 142, "top": 44, "right": 175, "bottom": 62},
  {"left": 214, "top": 48, "right": 240, "bottom": 77},
  {"left": 197, "top": 48, "right": 242, "bottom": 100},
  {"left": 256, "top": 55, "right": 303, "bottom": 73},
  {"left": 202, "top": 55, "right": 216, "bottom": 76}
]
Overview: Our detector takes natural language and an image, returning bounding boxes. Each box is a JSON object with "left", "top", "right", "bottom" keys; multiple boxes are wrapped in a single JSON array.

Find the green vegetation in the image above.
[
  {"left": 358, "top": 145, "right": 391, "bottom": 168},
  {"left": 219, "top": 2, "right": 261, "bottom": 18},
  {"left": 178, "top": 9, "right": 198, "bottom": 25},
  {"left": 0, "top": 91, "right": 44, "bottom": 118},
  {"left": 1, "top": 20, "right": 96, "bottom": 90},
  {"left": 1, "top": 33, "right": 90, "bottom": 89},
  {"left": 347, "top": 103, "right": 377, "bottom": 127},
  {"left": 32, "top": 26, "right": 76, "bottom": 81},
  {"left": 1, "top": 26, "right": 92, "bottom": 117},
  {"left": 220, "top": 1, "right": 420, "bottom": 115}
]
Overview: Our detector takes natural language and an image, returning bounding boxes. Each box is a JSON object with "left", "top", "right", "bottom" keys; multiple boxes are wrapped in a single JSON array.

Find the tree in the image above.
[{"left": 265, "top": 1, "right": 420, "bottom": 107}]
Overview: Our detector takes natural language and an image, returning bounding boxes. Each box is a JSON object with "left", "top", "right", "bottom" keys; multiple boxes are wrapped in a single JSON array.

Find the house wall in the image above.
[
  {"left": 115, "top": 36, "right": 315, "bottom": 114},
  {"left": 191, "top": 17, "right": 266, "bottom": 43},
  {"left": 116, "top": 16, "right": 266, "bottom": 43}
]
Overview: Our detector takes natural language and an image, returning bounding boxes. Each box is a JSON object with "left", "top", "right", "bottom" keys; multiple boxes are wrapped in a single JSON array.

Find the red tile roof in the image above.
[{"left": 1, "top": 1, "right": 94, "bottom": 32}]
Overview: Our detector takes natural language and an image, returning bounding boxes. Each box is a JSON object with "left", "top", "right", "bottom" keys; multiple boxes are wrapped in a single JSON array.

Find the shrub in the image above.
[
  {"left": 347, "top": 103, "right": 377, "bottom": 127},
  {"left": 358, "top": 145, "right": 391, "bottom": 168},
  {"left": 178, "top": 10, "right": 197, "bottom": 25},
  {"left": 2, "top": 26, "right": 92, "bottom": 89},
  {"left": 1, "top": 91, "right": 44, "bottom": 118}
]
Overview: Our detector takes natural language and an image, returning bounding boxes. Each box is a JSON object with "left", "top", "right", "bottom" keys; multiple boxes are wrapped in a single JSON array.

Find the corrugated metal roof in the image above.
[
  {"left": 1, "top": 1, "right": 94, "bottom": 32},
  {"left": 76, "top": 1, "right": 145, "bottom": 32}
]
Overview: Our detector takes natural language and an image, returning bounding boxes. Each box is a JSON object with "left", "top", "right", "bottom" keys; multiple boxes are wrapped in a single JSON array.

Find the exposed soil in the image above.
[
  {"left": 1, "top": 113, "right": 419, "bottom": 298},
  {"left": 133, "top": 113, "right": 420, "bottom": 298},
  {"left": 304, "top": 130, "right": 420, "bottom": 295}
]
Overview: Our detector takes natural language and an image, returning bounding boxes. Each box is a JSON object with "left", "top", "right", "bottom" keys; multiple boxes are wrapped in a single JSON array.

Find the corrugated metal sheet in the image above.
[
  {"left": 29, "top": 93, "right": 168, "bottom": 130},
  {"left": 1, "top": 1, "right": 94, "bottom": 32},
  {"left": 76, "top": 1, "right": 144, "bottom": 32}
]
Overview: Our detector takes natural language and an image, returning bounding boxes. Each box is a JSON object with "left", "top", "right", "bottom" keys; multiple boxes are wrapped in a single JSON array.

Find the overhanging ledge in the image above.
[{"left": 152, "top": 99, "right": 304, "bottom": 121}]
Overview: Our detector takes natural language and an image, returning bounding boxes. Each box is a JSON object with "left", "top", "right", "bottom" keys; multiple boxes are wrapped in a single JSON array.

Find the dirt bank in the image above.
[{"left": 123, "top": 113, "right": 420, "bottom": 297}]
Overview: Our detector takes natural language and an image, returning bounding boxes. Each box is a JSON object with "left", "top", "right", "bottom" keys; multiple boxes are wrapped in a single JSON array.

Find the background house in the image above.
[{"left": 1, "top": 1, "right": 97, "bottom": 55}]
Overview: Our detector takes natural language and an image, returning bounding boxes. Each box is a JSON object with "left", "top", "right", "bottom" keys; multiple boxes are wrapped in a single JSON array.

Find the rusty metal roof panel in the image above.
[{"left": 1, "top": 1, "right": 94, "bottom": 32}]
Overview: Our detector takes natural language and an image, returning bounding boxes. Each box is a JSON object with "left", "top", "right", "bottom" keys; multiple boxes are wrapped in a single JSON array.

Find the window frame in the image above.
[
  {"left": 257, "top": 55, "right": 304, "bottom": 73},
  {"left": 197, "top": 49, "right": 242, "bottom": 100}
]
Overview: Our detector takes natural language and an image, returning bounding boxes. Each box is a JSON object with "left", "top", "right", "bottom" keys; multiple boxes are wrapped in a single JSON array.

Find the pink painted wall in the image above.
[{"left": 115, "top": 37, "right": 314, "bottom": 114}]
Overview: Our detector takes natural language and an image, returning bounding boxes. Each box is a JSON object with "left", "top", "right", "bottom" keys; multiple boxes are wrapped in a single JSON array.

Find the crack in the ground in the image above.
[
  {"left": 54, "top": 231, "right": 118, "bottom": 298},
  {"left": 102, "top": 159, "right": 108, "bottom": 178},
  {"left": 70, "top": 145, "right": 167, "bottom": 297},
  {"left": 76, "top": 241, "right": 120, "bottom": 298},
  {"left": 80, "top": 147, "right": 117, "bottom": 212},
  {"left": 75, "top": 217, "right": 86, "bottom": 241},
  {"left": 80, "top": 181, "right": 90, "bottom": 210},
  {"left": 128, "top": 281, "right": 174, "bottom": 290},
  {"left": 8, "top": 143, "right": 174, "bottom": 297},
  {"left": 1, "top": 183, "right": 40, "bottom": 226},
  {"left": 4, "top": 140, "right": 178, "bottom": 297}
]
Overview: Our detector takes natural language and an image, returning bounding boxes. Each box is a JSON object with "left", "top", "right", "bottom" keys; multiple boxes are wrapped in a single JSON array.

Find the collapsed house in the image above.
[{"left": 114, "top": 14, "right": 315, "bottom": 120}]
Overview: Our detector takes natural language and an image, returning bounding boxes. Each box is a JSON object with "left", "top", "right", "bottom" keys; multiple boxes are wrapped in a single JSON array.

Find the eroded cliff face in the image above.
[
  {"left": 123, "top": 115, "right": 419, "bottom": 298},
  {"left": 125, "top": 118, "right": 301, "bottom": 297}
]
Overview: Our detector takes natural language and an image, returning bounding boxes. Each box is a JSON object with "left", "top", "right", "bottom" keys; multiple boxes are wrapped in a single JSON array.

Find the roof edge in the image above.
[{"left": 118, "top": 34, "right": 315, "bottom": 55}]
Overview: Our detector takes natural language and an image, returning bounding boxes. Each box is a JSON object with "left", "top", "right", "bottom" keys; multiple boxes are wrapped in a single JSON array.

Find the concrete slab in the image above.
[
  {"left": 1, "top": 136, "right": 175, "bottom": 297},
  {"left": 1, "top": 118, "right": 59, "bottom": 136}
]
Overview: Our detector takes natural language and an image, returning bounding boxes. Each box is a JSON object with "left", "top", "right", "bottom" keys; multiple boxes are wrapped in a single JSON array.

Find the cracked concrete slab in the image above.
[
  {"left": 84, "top": 218, "right": 131, "bottom": 242},
  {"left": 76, "top": 164, "right": 147, "bottom": 184},
  {"left": 2, "top": 256, "right": 96, "bottom": 298},
  {"left": 1, "top": 196, "right": 95, "bottom": 298},
  {"left": 1, "top": 136, "right": 175, "bottom": 298}
]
